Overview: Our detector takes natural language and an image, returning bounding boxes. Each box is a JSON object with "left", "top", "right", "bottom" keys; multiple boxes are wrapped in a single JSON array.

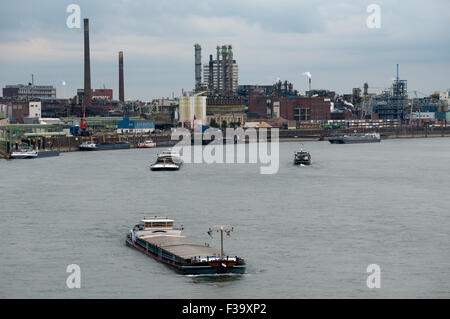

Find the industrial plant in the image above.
[{"left": 1, "top": 17, "right": 450, "bottom": 158}]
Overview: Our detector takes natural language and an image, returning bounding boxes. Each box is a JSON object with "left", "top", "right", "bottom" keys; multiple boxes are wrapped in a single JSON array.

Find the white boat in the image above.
[
  {"left": 150, "top": 157, "right": 181, "bottom": 171},
  {"left": 157, "top": 149, "right": 183, "bottom": 164},
  {"left": 136, "top": 139, "right": 156, "bottom": 148},
  {"left": 294, "top": 149, "right": 311, "bottom": 165},
  {"left": 10, "top": 148, "right": 38, "bottom": 159},
  {"left": 78, "top": 141, "right": 97, "bottom": 151}
]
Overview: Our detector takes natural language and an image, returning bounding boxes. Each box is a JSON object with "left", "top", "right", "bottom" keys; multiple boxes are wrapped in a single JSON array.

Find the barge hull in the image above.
[
  {"left": 126, "top": 235, "right": 245, "bottom": 275},
  {"left": 79, "top": 143, "right": 131, "bottom": 151},
  {"left": 37, "top": 150, "right": 60, "bottom": 157}
]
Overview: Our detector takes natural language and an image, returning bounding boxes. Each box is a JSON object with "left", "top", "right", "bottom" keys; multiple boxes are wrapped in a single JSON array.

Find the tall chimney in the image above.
[
  {"left": 83, "top": 18, "right": 91, "bottom": 109},
  {"left": 208, "top": 54, "right": 213, "bottom": 91},
  {"left": 216, "top": 46, "right": 220, "bottom": 95},
  {"left": 119, "top": 51, "right": 124, "bottom": 103},
  {"left": 309, "top": 77, "right": 311, "bottom": 92},
  {"left": 228, "top": 45, "right": 233, "bottom": 95},
  {"left": 221, "top": 45, "right": 227, "bottom": 96},
  {"left": 194, "top": 44, "right": 202, "bottom": 91}
]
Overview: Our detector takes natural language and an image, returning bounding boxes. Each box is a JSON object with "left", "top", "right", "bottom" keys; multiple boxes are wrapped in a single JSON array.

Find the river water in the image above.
[{"left": 1, "top": 138, "right": 449, "bottom": 298}]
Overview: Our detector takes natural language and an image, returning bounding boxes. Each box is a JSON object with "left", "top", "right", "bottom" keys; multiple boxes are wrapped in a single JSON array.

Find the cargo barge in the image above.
[
  {"left": 328, "top": 132, "right": 381, "bottom": 144},
  {"left": 79, "top": 141, "right": 130, "bottom": 151},
  {"left": 126, "top": 217, "right": 246, "bottom": 275},
  {"left": 10, "top": 148, "right": 60, "bottom": 159}
]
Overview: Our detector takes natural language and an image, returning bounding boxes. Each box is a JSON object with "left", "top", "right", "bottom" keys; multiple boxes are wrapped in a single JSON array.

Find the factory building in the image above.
[
  {"left": 91, "top": 89, "right": 113, "bottom": 101},
  {"left": 202, "top": 45, "right": 239, "bottom": 95},
  {"left": 366, "top": 65, "right": 409, "bottom": 120},
  {"left": 206, "top": 96, "right": 247, "bottom": 128},
  {"left": 249, "top": 95, "right": 331, "bottom": 122},
  {"left": 117, "top": 117, "right": 155, "bottom": 134},
  {"left": 3, "top": 84, "right": 56, "bottom": 99},
  {"left": 1, "top": 101, "right": 42, "bottom": 122}
]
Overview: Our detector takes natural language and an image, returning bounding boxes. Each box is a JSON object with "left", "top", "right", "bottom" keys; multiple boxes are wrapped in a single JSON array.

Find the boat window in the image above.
[
  {"left": 151, "top": 222, "right": 166, "bottom": 227},
  {"left": 166, "top": 222, "right": 173, "bottom": 227}
]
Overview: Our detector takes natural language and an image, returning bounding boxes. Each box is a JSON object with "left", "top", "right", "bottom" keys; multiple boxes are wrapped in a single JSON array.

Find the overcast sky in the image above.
[{"left": 0, "top": 0, "right": 449, "bottom": 101}]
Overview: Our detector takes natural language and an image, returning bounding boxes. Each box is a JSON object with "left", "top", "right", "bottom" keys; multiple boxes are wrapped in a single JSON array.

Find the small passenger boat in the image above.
[{"left": 294, "top": 149, "right": 311, "bottom": 165}]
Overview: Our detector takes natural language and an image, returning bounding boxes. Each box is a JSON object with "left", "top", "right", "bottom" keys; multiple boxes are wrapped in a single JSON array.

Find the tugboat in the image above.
[
  {"left": 328, "top": 132, "right": 381, "bottom": 144},
  {"left": 136, "top": 139, "right": 156, "bottom": 148},
  {"left": 294, "top": 149, "right": 311, "bottom": 165},
  {"left": 126, "top": 217, "right": 246, "bottom": 275}
]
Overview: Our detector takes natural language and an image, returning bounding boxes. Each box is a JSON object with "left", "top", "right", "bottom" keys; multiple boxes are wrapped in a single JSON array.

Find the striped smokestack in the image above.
[
  {"left": 83, "top": 18, "right": 91, "bottom": 108},
  {"left": 119, "top": 51, "right": 124, "bottom": 103}
]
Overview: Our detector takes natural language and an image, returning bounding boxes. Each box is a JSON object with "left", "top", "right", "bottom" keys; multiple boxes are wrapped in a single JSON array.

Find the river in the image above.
[{"left": 0, "top": 137, "right": 449, "bottom": 298}]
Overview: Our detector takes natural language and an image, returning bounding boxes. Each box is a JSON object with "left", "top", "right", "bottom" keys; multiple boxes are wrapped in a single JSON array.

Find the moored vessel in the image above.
[
  {"left": 328, "top": 132, "right": 381, "bottom": 144},
  {"left": 136, "top": 139, "right": 156, "bottom": 148},
  {"left": 10, "top": 148, "right": 38, "bottom": 159},
  {"left": 79, "top": 141, "right": 131, "bottom": 151},
  {"left": 36, "top": 149, "right": 60, "bottom": 158},
  {"left": 126, "top": 217, "right": 246, "bottom": 275}
]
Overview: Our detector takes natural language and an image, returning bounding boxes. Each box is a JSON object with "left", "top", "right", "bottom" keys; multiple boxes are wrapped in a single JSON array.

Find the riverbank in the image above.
[{"left": 2, "top": 126, "right": 450, "bottom": 158}]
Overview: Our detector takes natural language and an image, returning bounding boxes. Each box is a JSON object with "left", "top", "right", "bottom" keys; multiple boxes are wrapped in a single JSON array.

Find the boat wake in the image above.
[{"left": 188, "top": 273, "right": 244, "bottom": 284}]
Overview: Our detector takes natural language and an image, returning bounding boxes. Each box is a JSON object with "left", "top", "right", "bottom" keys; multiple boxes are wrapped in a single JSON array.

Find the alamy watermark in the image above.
[
  {"left": 366, "top": 4, "right": 381, "bottom": 29},
  {"left": 170, "top": 127, "right": 279, "bottom": 175},
  {"left": 366, "top": 264, "right": 381, "bottom": 289},
  {"left": 66, "top": 264, "right": 81, "bottom": 289},
  {"left": 66, "top": 4, "right": 81, "bottom": 29}
]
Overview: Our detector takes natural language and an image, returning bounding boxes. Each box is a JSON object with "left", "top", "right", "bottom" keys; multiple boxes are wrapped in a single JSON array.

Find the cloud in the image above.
[{"left": 0, "top": 0, "right": 449, "bottom": 99}]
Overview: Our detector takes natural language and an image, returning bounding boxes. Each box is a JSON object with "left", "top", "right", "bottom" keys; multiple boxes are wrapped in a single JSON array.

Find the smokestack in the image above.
[
  {"left": 309, "top": 78, "right": 311, "bottom": 91},
  {"left": 119, "top": 51, "right": 124, "bottom": 103},
  {"left": 194, "top": 44, "right": 202, "bottom": 91},
  {"left": 83, "top": 18, "right": 91, "bottom": 109},
  {"left": 228, "top": 45, "right": 233, "bottom": 95},
  {"left": 208, "top": 54, "right": 213, "bottom": 91},
  {"left": 216, "top": 46, "right": 220, "bottom": 95},
  {"left": 221, "top": 45, "right": 227, "bottom": 96}
]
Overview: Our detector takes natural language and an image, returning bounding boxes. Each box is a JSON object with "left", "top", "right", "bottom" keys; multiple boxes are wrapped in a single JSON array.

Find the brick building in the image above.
[
  {"left": 249, "top": 95, "right": 331, "bottom": 122},
  {"left": 3, "top": 84, "right": 56, "bottom": 99},
  {"left": 92, "top": 89, "right": 113, "bottom": 100}
]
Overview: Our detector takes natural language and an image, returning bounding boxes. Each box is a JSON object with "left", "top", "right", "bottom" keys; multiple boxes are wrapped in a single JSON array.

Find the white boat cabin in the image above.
[
  {"left": 132, "top": 217, "right": 182, "bottom": 237},
  {"left": 142, "top": 218, "right": 174, "bottom": 230}
]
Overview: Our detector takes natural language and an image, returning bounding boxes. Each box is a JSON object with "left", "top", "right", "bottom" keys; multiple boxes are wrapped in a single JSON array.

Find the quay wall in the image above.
[{"left": 1, "top": 126, "right": 450, "bottom": 158}]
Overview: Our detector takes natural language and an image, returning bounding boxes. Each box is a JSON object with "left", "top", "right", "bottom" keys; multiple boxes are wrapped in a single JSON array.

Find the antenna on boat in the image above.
[{"left": 210, "top": 225, "right": 234, "bottom": 259}]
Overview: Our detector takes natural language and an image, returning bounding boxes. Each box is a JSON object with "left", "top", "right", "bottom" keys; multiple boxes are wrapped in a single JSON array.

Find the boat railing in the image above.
[{"left": 192, "top": 255, "right": 237, "bottom": 263}]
